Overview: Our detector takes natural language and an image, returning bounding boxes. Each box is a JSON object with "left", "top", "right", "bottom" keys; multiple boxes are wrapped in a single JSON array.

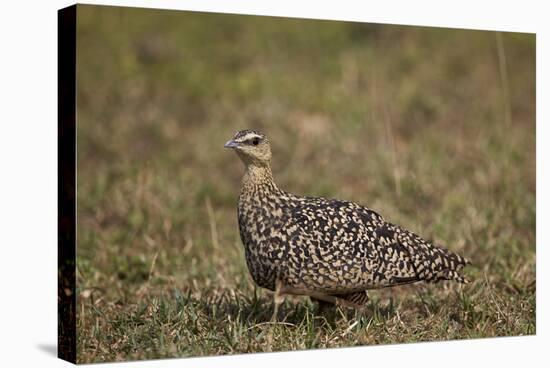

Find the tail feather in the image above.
[
  {"left": 396, "top": 226, "right": 471, "bottom": 284},
  {"left": 425, "top": 247, "right": 470, "bottom": 283}
]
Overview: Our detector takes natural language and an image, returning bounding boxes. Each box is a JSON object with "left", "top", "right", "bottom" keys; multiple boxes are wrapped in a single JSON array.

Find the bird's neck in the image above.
[{"left": 241, "top": 163, "right": 277, "bottom": 194}]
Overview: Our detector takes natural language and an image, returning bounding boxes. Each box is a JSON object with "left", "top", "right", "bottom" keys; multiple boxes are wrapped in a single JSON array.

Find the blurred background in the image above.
[{"left": 75, "top": 5, "right": 535, "bottom": 363}]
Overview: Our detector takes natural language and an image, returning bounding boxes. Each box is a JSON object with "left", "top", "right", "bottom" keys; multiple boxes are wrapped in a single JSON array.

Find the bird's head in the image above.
[{"left": 224, "top": 129, "right": 271, "bottom": 166}]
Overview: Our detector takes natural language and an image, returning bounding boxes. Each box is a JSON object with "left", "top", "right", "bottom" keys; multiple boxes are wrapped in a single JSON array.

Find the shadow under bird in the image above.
[{"left": 225, "top": 129, "right": 471, "bottom": 321}]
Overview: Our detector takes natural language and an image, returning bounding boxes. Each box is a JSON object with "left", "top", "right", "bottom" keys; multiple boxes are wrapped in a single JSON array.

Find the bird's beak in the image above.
[{"left": 224, "top": 139, "right": 239, "bottom": 149}]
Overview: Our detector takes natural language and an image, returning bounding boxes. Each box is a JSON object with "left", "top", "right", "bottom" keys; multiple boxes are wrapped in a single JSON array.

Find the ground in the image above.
[{"left": 75, "top": 5, "right": 535, "bottom": 363}]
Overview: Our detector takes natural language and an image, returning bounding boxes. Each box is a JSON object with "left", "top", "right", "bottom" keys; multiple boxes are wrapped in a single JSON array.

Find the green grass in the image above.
[{"left": 75, "top": 5, "right": 536, "bottom": 363}]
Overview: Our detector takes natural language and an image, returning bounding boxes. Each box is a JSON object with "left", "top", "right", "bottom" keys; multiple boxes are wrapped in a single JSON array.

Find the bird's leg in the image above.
[
  {"left": 270, "top": 280, "right": 285, "bottom": 323},
  {"left": 355, "top": 305, "right": 368, "bottom": 323},
  {"left": 344, "top": 293, "right": 369, "bottom": 322}
]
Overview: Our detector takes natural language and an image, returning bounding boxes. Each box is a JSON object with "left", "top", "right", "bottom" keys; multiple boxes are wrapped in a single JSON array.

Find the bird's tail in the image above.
[
  {"left": 428, "top": 247, "right": 471, "bottom": 284},
  {"left": 397, "top": 227, "right": 471, "bottom": 284}
]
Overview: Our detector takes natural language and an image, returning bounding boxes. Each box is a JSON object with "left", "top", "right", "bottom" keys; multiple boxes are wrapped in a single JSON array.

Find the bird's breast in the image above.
[{"left": 237, "top": 194, "right": 290, "bottom": 290}]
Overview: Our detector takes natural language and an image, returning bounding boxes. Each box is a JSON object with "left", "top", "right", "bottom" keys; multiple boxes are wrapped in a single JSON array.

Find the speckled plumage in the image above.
[{"left": 225, "top": 129, "right": 470, "bottom": 311}]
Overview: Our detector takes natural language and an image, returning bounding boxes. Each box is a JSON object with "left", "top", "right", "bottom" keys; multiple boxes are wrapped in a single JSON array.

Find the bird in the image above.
[{"left": 224, "top": 129, "right": 470, "bottom": 321}]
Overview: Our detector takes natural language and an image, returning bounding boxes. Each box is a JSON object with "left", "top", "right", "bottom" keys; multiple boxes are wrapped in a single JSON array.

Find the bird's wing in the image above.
[
  {"left": 392, "top": 224, "right": 470, "bottom": 283},
  {"left": 287, "top": 198, "right": 469, "bottom": 290},
  {"left": 285, "top": 198, "right": 394, "bottom": 291},
  {"left": 366, "top": 216, "right": 470, "bottom": 285}
]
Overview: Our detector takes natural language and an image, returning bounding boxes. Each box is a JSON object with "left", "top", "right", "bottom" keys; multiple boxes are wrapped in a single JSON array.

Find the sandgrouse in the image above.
[{"left": 225, "top": 129, "right": 470, "bottom": 321}]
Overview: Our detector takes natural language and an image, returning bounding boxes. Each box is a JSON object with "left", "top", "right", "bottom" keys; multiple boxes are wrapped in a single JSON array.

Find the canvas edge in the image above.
[{"left": 58, "top": 3, "right": 77, "bottom": 364}]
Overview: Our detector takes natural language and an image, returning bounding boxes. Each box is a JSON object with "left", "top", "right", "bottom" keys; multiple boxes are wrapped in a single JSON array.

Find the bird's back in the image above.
[{"left": 238, "top": 187, "right": 469, "bottom": 294}]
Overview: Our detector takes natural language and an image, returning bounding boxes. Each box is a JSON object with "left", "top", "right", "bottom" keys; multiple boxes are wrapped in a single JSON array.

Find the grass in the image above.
[{"left": 75, "top": 5, "right": 536, "bottom": 363}]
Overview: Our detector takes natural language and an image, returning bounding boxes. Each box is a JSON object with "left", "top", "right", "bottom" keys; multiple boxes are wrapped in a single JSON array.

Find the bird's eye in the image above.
[{"left": 252, "top": 138, "right": 260, "bottom": 146}]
